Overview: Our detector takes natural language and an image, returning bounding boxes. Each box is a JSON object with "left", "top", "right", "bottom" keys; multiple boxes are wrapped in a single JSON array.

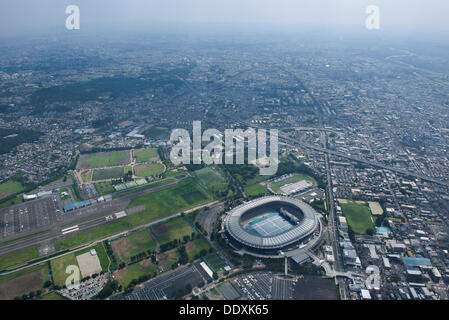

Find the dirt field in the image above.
[
  {"left": 185, "top": 241, "right": 195, "bottom": 252},
  {"left": 153, "top": 224, "right": 169, "bottom": 237},
  {"left": 111, "top": 237, "right": 132, "bottom": 261},
  {"left": 0, "top": 271, "right": 42, "bottom": 300}
]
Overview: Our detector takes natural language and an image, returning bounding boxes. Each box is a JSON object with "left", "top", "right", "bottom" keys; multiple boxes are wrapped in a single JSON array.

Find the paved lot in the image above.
[
  {"left": 0, "top": 196, "right": 57, "bottom": 240},
  {"left": 117, "top": 262, "right": 211, "bottom": 300},
  {"left": 76, "top": 251, "right": 102, "bottom": 278},
  {"left": 217, "top": 281, "right": 241, "bottom": 300},
  {"left": 271, "top": 277, "right": 294, "bottom": 300},
  {"left": 232, "top": 272, "right": 272, "bottom": 300}
]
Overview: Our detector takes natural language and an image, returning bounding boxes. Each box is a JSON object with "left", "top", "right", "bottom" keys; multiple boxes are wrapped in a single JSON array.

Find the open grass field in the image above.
[
  {"left": 194, "top": 167, "right": 227, "bottom": 196},
  {"left": 0, "top": 180, "right": 24, "bottom": 200},
  {"left": 339, "top": 201, "right": 375, "bottom": 234},
  {"left": 115, "top": 258, "right": 157, "bottom": 287},
  {"left": 50, "top": 253, "right": 79, "bottom": 287},
  {"left": 0, "top": 246, "right": 39, "bottom": 270},
  {"left": 54, "top": 232, "right": 90, "bottom": 251},
  {"left": 195, "top": 167, "right": 224, "bottom": 185},
  {"left": 91, "top": 243, "right": 110, "bottom": 271},
  {"left": 203, "top": 253, "right": 226, "bottom": 272},
  {"left": 77, "top": 150, "right": 131, "bottom": 169},
  {"left": 111, "top": 229, "right": 157, "bottom": 262},
  {"left": 245, "top": 183, "right": 269, "bottom": 197},
  {"left": 134, "top": 148, "right": 158, "bottom": 163},
  {"left": 55, "top": 220, "right": 132, "bottom": 251},
  {"left": 95, "top": 181, "right": 115, "bottom": 195},
  {"left": 80, "top": 170, "right": 93, "bottom": 183},
  {"left": 92, "top": 166, "right": 126, "bottom": 181},
  {"left": 151, "top": 216, "right": 194, "bottom": 244},
  {"left": 185, "top": 237, "right": 211, "bottom": 262},
  {"left": 270, "top": 173, "right": 317, "bottom": 194},
  {"left": 37, "top": 292, "right": 67, "bottom": 300},
  {"left": 157, "top": 248, "right": 180, "bottom": 272},
  {"left": 0, "top": 262, "right": 49, "bottom": 300},
  {"left": 135, "top": 163, "right": 165, "bottom": 177},
  {"left": 127, "top": 178, "right": 212, "bottom": 226},
  {"left": 0, "top": 194, "right": 23, "bottom": 209},
  {"left": 51, "top": 244, "right": 108, "bottom": 287}
]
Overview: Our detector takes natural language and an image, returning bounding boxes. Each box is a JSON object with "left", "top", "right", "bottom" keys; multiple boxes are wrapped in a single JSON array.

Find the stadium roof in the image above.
[{"left": 224, "top": 196, "right": 318, "bottom": 250}]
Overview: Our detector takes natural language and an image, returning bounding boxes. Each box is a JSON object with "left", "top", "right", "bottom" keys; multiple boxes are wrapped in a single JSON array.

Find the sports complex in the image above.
[{"left": 223, "top": 195, "right": 320, "bottom": 257}]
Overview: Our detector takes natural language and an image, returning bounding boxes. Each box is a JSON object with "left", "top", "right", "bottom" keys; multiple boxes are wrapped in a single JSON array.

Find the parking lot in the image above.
[
  {"left": 232, "top": 272, "right": 272, "bottom": 300},
  {"left": 0, "top": 196, "right": 58, "bottom": 239},
  {"left": 271, "top": 277, "right": 294, "bottom": 300},
  {"left": 117, "top": 262, "right": 211, "bottom": 300},
  {"left": 79, "top": 183, "right": 98, "bottom": 200}
]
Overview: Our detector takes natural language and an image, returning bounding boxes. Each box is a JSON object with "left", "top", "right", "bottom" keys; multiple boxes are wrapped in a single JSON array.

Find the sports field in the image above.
[
  {"left": 127, "top": 178, "right": 212, "bottom": 226},
  {"left": 95, "top": 181, "right": 115, "bottom": 195},
  {"left": 245, "top": 184, "right": 269, "bottom": 197},
  {"left": 203, "top": 253, "right": 226, "bottom": 272},
  {"left": 92, "top": 167, "right": 126, "bottom": 181},
  {"left": 134, "top": 148, "right": 158, "bottom": 163},
  {"left": 151, "top": 216, "right": 194, "bottom": 244},
  {"left": 0, "top": 246, "right": 39, "bottom": 270},
  {"left": 135, "top": 163, "right": 165, "bottom": 177},
  {"left": 339, "top": 201, "right": 375, "bottom": 234},
  {"left": 270, "top": 173, "right": 317, "bottom": 194},
  {"left": 0, "top": 180, "right": 24, "bottom": 200},
  {"left": 111, "top": 229, "right": 157, "bottom": 262},
  {"left": 77, "top": 150, "right": 131, "bottom": 169}
]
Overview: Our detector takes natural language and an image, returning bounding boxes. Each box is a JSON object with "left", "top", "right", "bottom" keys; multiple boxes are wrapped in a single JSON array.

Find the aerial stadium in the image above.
[{"left": 223, "top": 195, "right": 320, "bottom": 257}]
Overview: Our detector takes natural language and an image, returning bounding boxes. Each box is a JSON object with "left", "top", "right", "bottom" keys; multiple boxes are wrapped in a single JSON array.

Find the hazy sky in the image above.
[{"left": 1, "top": 0, "right": 448, "bottom": 38}]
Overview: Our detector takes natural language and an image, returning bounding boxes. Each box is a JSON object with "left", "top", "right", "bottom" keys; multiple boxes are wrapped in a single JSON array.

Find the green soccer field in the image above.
[
  {"left": 245, "top": 184, "right": 269, "bottom": 196},
  {"left": 340, "top": 201, "right": 375, "bottom": 234},
  {"left": 92, "top": 167, "right": 126, "bottom": 181},
  {"left": 95, "top": 181, "right": 115, "bottom": 195},
  {"left": 127, "top": 178, "right": 212, "bottom": 226},
  {"left": 134, "top": 148, "right": 158, "bottom": 163},
  {"left": 135, "top": 163, "right": 165, "bottom": 177},
  {"left": 77, "top": 150, "right": 131, "bottom": 169},
  {"left": 203, "top": 253, "right": 226, "bottom": 272}
]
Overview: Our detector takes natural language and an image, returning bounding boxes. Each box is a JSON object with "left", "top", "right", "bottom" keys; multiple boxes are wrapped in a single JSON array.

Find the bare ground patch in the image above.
[
  {"left": 0, "top": 271, "right": 42, "bottom": 300},
  {"left": 111, "top": 237, "right": 132, "bottom": 261}
]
